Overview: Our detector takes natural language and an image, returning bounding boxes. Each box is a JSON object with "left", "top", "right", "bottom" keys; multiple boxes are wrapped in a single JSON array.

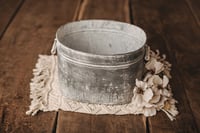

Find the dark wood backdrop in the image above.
[{"left": 0, "top": 0, "right": 199, "bottom": 132}]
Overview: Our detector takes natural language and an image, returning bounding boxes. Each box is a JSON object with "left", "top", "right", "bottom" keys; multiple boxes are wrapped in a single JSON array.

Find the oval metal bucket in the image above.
[{"left": 55, "top": 20, "right": 146, "bottom": 105}]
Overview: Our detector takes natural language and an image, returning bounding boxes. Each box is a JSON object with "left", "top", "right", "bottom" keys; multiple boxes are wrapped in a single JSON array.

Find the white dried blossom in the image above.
[
  {"left": 133, "top": 79, "right": 148, "bottom": 107},
  {"left": 147, "top": 75, "right": 169, "bottom": 88},
  {"left": 145, "top": 58, "right": 164, "bottom": 74},
  {"left": 162, "top": 99, "right": 179, "bottom": 121},
  {"left": 145, "top": 46, "right": 172, "bottom": 78},
  {"left": 133, "top": 79, "right": 160, "bottom": 117},
  {"left": 145, "top": 74, "right": 170, "bottom": 103}
]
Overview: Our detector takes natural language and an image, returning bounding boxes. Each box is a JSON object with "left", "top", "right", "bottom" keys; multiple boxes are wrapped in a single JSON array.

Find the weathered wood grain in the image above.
[
  {"left": 160, "top": 0, "right": 200, "bottom": 130},
  {"left": 0, "top": 0, "right": 80, "bottom": 132},
  {"left": 131, "top": 0, "right": 200, "bottom": 132},
  {"left": 1, "top": 0, "right": 199, "bottom": 132},
  {"left": 57, "top": 112, "right": 146, "bottom": 133},
  {"left": 185, "top": 0, "right": 200, "bottom": 26},
  {"left": 56, "top": 0, "right": 147, "bottom": 133},
  {"left": 0, "top": 0, "right": 24, "bottom": 38},
  {"left": 77, "top": 0, "right": 130, "bottom": 22}
]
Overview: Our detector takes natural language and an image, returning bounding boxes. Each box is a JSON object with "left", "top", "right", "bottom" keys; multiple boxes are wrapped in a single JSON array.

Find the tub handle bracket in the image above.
[{"left": 51, "top": 38, "right": 57, "bottom": 55}]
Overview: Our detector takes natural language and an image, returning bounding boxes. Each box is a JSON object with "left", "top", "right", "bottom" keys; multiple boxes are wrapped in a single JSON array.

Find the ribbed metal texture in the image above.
[{"left": 56, "top": 20, "right": 146, "bottom": 105}]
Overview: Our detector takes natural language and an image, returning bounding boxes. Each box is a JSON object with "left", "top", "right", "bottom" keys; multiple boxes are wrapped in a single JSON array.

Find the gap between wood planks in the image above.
[
  {"left": 129, "top": 0, "right": 150, "bottom": 132},
  {"left": 184, "top": 0, "right": 200, "bottom": 27},
  {"left": 130, "top": 0, "right": 200, "bottom": 132},
  {"left": 56, "top": 0, "right": 147, "bottom": 133},
  {"left": 45, "top": 0, "right": 200, "bottom": 132},
  {"left": 0, "top": 0, "right": 82, "bottom": 132},
  {"left": 52, "top": 112, "right": 59, "bottom": 133},
  {"left": 0, "top": 0, "right": 24, "bottom": 131},
  {"left": 0, "top": 0, "right": 24, "bottom": 39},
  {"left": 1, "top": 0, "right": 197, "bottom": 132},
  {"left": 52, "top": 0, "right": 84, "bottom": 132}
]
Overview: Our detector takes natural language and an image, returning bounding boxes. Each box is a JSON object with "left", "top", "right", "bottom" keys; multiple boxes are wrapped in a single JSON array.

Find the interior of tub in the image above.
[{"left": 57, "top": 20, "right": 146, "bottom": 55}]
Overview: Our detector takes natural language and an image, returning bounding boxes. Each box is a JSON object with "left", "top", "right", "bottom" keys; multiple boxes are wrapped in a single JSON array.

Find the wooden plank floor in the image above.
[
  {"left": 0, "top": 0, "right": 24, "bottom": 38},
  {"left": 0, "top": 0, "right": 199, "bottom": 132}
]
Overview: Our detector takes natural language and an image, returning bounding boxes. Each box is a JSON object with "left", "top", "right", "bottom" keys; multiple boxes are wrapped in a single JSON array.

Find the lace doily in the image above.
[{"left": 26, "top": 47, "right": 178, "bottom": 121}]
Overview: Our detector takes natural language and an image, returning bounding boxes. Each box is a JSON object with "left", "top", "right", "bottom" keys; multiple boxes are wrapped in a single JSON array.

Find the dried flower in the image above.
[
  {"left": 133, "top": 79, "right": 160, "bottom": 117},
  {"left": 162, "top": 99, "right": 179, "bottom": 121},
  {"left": 132, "top": 46, "right": 178, "bottom": 120},
  {"left": 133, "top": 79, "right": 148, "bottom": 107},
  {"left": 147, "top": 75, "right": 169, "bottom": 88},
  {"left": 145, "top": 58, "right": 164, "bottom": 74},
  {"left": 145, "top": 46, "right": 172, "bottom": 78}
]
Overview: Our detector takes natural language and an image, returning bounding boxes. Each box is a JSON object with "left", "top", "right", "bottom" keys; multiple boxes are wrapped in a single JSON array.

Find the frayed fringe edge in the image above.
[{"left": 26, "top": 55, "right": 54, "bottom": 116}]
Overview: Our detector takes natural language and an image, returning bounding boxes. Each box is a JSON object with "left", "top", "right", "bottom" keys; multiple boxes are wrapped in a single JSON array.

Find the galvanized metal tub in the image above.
[{"left": 55, "top": 20, "right": 146, "bottom": 105}]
